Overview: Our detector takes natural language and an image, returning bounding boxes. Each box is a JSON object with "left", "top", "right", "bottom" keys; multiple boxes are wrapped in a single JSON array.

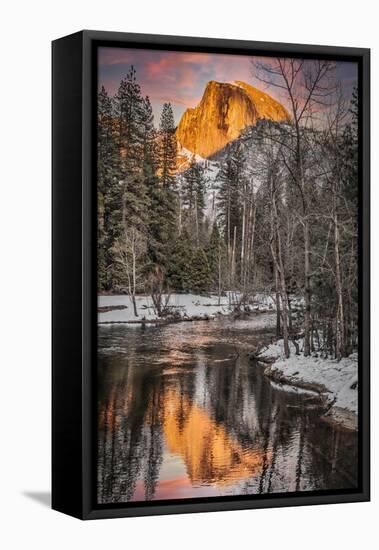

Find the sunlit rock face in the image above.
[{"left": 176, "top": 80, "right": 290, "bottom": 158}]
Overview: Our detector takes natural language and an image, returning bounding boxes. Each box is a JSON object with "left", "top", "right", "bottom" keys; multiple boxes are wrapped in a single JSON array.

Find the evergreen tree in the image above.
[
  {"left": 189, "top": 248, "right": 211, "bottom": 293},
  {"left": 140, "top": 96, "right": 164, "bottom": 267},
  {"left": 109, "top": 67, "right": 150, "bottom": 290},
  {"left": 98, "top": 85, "right": 115, "bottom": 194},
  {"left": 158, "top": 103, "right": 177, "bottom": 189},
  {"left": 182, "top": 156, "right": 207, "bottom": 246},
  {"left": 114, "top": 66, "right": 147, "bottom": 227},
  {"left": 97, "top": 86, "right": 112, "bottom": 289},
  {"left": 216, "top": 144, "right": 246, "bottom": 285},
  {"left": 141, "top": 95, "right": 156, "bottom": 180},
  {"left": 115, "top": 66, "right": 144, "bottom": 165},
  {"left": 216, "top": 147, "right": 244, "bottom": 248},
  {"left": 97, "top": 86, "right": 120, "bottom": 290},
  {"left": 206, "top": 222, "right": 226, "bottom": 295},
  {"left": 166, "top": 231, "right": 193, "bottom": 291},
  {"left": 153, "top": 102, "right": 178, "bottom": 270}
]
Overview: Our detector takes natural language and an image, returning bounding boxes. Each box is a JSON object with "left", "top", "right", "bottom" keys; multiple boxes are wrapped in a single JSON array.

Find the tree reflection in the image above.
[
  {"left": 98, "top": 355, "right": 166, "bottom": 504},
  {"left": 97, "top": 328, "right": 358, "bottom": 503}
]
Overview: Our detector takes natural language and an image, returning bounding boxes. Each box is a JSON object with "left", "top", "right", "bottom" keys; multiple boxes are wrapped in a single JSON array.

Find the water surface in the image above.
[{"left": 97, "top": 315, "right": 358, "bottom": 504}]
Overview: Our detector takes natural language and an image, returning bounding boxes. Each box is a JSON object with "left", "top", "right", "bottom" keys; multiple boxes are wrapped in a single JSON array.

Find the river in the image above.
[{"left": 97, "top": 314, "right": 358, "bottom": 504}]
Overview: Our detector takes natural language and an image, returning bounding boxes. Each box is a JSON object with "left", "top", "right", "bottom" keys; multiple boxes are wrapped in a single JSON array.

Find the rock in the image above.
[{"left": 176, "top": 80, "right": 290, "bottom": 158}]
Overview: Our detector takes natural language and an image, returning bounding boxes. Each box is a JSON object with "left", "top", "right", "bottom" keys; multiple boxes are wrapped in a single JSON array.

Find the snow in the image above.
[
  {"left": 250, "top": 293, "right": 276, "bottom": 310},
  {"left": 269, "top": 380, "right": 319, "bottom": 397},
  {"left": 99, "top": 292, "right": 230, "bottom": 324},
  {"left": 98, "top": 291, "right": 275, "bottom": 324},
  {"left": 178, "top": 145, "right": 205, "bottom": 165},
  {"left": 262, "top": 339, "right": 358, "bottom": 424},
  {"left": 175, "top": 143, "right": 221, "bottom": 220}
]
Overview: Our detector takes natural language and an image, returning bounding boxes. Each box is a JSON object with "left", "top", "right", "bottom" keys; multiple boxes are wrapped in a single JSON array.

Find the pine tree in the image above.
[
  {"left": 115, "top": 66, "right": 144, "bottom": 165},
  {"left": 97, "top": 86, "right": 112, "bottom": 290},
  {"left": 158, "top": 103, "right": 177, "bottom": 189},
  {"left": 114, "top": 66, "right": 147, "bottom": 227},
  {"left": 216, "top": 145, "right": 245, "bottom": 285},
  {"left": 108, "top": 67, "right": 150, "bottom": 292},
  {"left": 152, "top": 102, "right": 179, "bottom": 271},
  {"left": 216, "top": 151, "right": 243, "bottom": 245},
  {"left": 97, "top": 86, "right": 120, "bottom": 291},
  {"left": 140, "top": 96, "right": 164, "bottom": 267},
  {"left": 182, "top": 156, "right": 207, "bottom": 246},
  {"left": 98, "top": 86, "right": 115, "bottom": 194},
  {"left": 142, "top": 97, "right": 173, "bottom": 268},
  {"left": 206, "top": 222, "right": 226, "bottom": 300},
  {"left": 189, "top": 248, "right": 211, "bottom": 293},
  {"left": 141, "top": 95, "right": 156, "bottom": 181},
  {"left": 166, "top": 231, "right": 193, "bottom": 291}
]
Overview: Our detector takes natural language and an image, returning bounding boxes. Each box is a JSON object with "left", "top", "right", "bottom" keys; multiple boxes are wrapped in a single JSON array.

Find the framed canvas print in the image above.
[{"left": 52, "top": 30, "right": 370, "bottom": 519}]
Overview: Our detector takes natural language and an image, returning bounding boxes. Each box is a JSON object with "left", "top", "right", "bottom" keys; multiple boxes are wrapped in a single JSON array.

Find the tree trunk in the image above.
[
  {"left": 194, "top": 193, "right": 199, "bottom": 247},
  {"left": 132, "top": 295, "right": 138, "bottom": 317},
  {"left": 275, "top": 267, "right": 281, "bottom": 338},
  {"left": 132, "top": 238, "right": 138, "bottom": 317},
  {"left": 231, "top": 225, "right": 237, "bottom": 287},
  {"left": 241, "top": 195, "right": 246, "bottom": 286},
  {"left": 218, "top": 244, "right": 222, "bottom": 306},
  {"left": 178, "top": 193, "right": 182, "bottom": 235},
  {"left": 248, "top": 203, "right": 256, "bottom": 288},
  {"left": 334, "top": 209, "right": 345, "bottom": 360},
  {"left": 303, "top": 220, "right": 311, "bottom": 356},
  {"left": 270, "top": 176, "right": 290, "bottom": 358},
  {"left": 227, "top": 187, "right": 231, "bottom": 284},
  {"left": 277, "top": 256, "right": 290, "bottom": 359}
]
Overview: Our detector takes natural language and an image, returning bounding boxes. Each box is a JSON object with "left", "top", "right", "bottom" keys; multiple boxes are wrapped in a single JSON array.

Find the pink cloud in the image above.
[
  {"left": 145, "top": 54, "right": 203, "bottom": 88},
  {"left": 98, "top": 48, "right": 134, "bottom": 66},
  {"left": 98, "top": 47, "right": 357, "bottom": 127},
  {"left": 179, "top": 52, "right": 212, "bottom": 63}
]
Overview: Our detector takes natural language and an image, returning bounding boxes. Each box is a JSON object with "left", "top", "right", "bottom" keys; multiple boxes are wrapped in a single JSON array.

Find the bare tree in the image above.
[
  {"left": 253, "top": 58, "right": 337, "bottom": 356},
  {"left": 239, "top": 175, "right": 257, "bottom": 300},
  {"left": 269, "top": 172, "right": 291, "bottom": 358},
  {"left": 312, "top": 89, "right": 353, "bottom": 359},
  {"left": 147, "top": 266, "right": 172, "bottom": 318},
  {"left": 112, "top": 227, "right": 146, "bottom": 317}
]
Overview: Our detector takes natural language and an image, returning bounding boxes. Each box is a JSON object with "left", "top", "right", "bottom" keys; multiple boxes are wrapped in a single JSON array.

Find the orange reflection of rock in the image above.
[
  {"left": 160, "top": 349, "right": 192, "bottom": 365},
  {"left": 163, "top": 388, "right": 271, "bottom": 487},
  {"left": 162, "top": 331, "right": 214, "bottom": 359}
]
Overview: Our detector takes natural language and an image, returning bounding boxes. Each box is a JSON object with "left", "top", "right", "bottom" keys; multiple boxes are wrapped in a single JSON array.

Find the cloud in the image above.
[
  {"left": 98, "top": 47, "right": 357, "bottom": 126},
  {"left": 98, "top": 48, "right": 134, "bottom": 66}
]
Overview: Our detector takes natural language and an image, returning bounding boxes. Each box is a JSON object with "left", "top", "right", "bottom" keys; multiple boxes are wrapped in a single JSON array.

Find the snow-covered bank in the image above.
[
  {"left": 260, "top": 340, "right": 358, "bottom": 431},
  {"left": 98, "top": 292, "right": 276, "bottom": 324}
]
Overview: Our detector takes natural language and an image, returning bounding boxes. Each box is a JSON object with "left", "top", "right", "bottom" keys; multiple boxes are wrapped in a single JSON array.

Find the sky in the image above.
[{"left": 98, "top": 47, "right": 358, "bottom": 127}]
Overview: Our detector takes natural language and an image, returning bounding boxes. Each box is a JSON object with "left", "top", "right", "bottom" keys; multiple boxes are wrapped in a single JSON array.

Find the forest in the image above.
[{"left": 97, "top": 59, "right": 359, "bottom": 362}]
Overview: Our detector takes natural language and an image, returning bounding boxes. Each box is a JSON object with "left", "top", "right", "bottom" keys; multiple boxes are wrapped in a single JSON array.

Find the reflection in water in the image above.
[
  {"left": 97, "top": 318, "right": 358, "bottom": 504},
  {"left": 163, "top": 386, "right": 271, "bottom": 486}
]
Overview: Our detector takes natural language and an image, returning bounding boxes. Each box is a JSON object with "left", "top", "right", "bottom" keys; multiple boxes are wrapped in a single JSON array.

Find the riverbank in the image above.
[
  {"left": 98, "top": 292, "right": 276, "bottom": 324},
  {"left": 260, "top": 340, "right": 358, "bottom": 431}
]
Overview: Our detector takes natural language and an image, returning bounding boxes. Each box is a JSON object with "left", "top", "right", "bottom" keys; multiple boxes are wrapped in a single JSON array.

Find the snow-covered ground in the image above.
[
  {"left": 98, "top": 291, "right": 277, "bottom": 324},
  {"left": 99, "top": 293, "right": 228, "bottom": 323},
  {"left": 261, "top": 339, "right": 358, "bottom": 430}
]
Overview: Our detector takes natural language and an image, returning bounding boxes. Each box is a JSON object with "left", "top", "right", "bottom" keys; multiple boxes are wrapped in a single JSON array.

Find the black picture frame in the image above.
[{"left": 52, "top": 30, "right": 370, "bottom": 520}]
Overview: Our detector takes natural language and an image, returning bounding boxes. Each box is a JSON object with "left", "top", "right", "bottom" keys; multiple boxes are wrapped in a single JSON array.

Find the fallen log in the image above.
[
  {"left": 248, "top": 344, "right": 277, "bottom": 363},
  {"left": 98, "top": 305, "right": 128, "bottom": 313},
  {"left": 250, "top": 354, "right": 276, "bottom": 364}
]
